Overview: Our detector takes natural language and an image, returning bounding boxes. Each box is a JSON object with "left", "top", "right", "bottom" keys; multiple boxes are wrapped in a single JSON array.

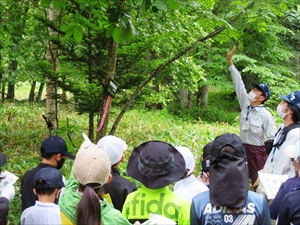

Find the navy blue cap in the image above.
[
  {"left": 252, "top": 82, "right": 270, "bottom": 101},
  {"left": 34, "top": 167, "right": 65, "bottom": 189},
  {"left": 279, "top": 90, "right": 300, "bottom": 111},
  {"left": 0, "top": 152, "right": 7, "bottom": 167},
  {"left": 41, "top": 136, "right": 75, "bottom": 159}
]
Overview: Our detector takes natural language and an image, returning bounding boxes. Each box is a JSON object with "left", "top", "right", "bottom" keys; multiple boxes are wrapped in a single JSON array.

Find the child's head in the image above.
[
  {"left": 33, "top": 167, "right": 64, "bottom": 199},
  {"left": 127, "top": 140, "right": 186, "bottom": 189}
]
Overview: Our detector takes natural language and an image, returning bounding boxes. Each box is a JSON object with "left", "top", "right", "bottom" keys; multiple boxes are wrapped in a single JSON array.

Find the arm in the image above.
[
  {"left": 227, "top": 46, "right": 249, "bottom": 109},
  {"left": 190, "top": 200, "right": 201, "bottom": 225},
  {"left": 260, "top": 198, "right": 272, "bottom": 225},
  {"left": 269, "top": 184, "right": 285, "bottom": 219},
  {"left": 277, "top": 195, "right": 291, "bottom": 225},
  {"left": 226, "top": 46, "right": 236, "bottom": 66},
  {"left": 263, "top": 114, "right": 276, "bottom": 140}
]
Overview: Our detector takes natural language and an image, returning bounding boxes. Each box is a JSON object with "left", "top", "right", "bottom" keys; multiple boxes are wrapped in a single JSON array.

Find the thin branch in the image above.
[{"left": 109, "top": 1, "right": 257, "bottom": 135}]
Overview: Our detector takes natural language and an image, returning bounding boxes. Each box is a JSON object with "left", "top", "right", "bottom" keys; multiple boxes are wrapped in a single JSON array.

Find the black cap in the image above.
[
  {"left": 210, "top": 133, "right": 246, "bottom": 164},
  {"left": 41, "top": 136, "right": 75, "bottom": 159}
]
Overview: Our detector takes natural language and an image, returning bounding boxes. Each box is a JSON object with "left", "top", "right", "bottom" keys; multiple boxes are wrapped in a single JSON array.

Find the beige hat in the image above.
[{"left": 73, "top": 133, "right": 111, "bottom": 186}]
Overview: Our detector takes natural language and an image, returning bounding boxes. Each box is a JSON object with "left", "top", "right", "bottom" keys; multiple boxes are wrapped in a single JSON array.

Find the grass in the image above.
[
  {"left": 1, "top": 83, "right": 283, "bottom": 223},
  {"left": 1, "top": 100, "right": 240, "bottom": 224}
]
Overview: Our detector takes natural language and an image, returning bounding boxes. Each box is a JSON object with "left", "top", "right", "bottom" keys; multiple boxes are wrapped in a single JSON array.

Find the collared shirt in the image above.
[
  {"left": 20, "top": 201, "right": 61, "bottom": 225},
  {"left": 229, "top": 65, "right": 276, "bottom": 145},
  {"left": 173, "top": 175, "right": 208, "bottom": 203},
  {"left": 263, "top": 123, "right": 298, "bottom": 177}
]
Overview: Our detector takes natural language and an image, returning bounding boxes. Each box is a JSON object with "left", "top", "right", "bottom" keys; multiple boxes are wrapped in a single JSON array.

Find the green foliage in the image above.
[{"left": 167, "top": 88, "right": 240, "bottom": 125}]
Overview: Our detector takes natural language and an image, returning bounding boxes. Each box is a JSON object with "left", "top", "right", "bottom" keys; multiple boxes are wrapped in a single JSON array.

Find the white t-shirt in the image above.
[
  {"left": 173, "top": 174, "right": 209, "bottom": 202},
  {"left": 20, "top": 201, "right": 61, "bottom": 225}
]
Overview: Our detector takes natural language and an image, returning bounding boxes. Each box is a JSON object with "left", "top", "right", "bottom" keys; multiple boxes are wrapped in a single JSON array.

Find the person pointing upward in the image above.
[{"left": 226, "top": 46, "right": 276, "bottom": 189}]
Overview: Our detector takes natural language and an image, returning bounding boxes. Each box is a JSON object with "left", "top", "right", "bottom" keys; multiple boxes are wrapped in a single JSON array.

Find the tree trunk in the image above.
[
  {"left": 7, "top": 60, "right": 17, "bottom": 100},
  {"left": 62, "top": 90, "right": 67, "bottom": 110},
  {"left": 36, "top": 82, "right": 44, "bottom": 102},
  {"left": 45, "top": 2, "right": 60, "bottom": 130},
  {"left": 96, "top": 38, "right": 118, "bottom": 141},
  {"left": 197, "top": 84, "right": 209, "bottom": 107},
  {"left": 108, "top": 2, "right": 256, "bottom": 134},
  {"left": 29, "top": 81, "right": 36, "bottom": 102},
  {"left": 179, "top": 88, "right": 193, "bottom": 108}
]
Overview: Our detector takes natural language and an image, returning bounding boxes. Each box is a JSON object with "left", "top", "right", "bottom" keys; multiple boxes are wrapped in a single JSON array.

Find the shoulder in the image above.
[
  {"left": 102, "top": 202, "right": 130, "bottom": 224},
  {"left": 192, "top": 190, "right": 209, "bottom": 202}
]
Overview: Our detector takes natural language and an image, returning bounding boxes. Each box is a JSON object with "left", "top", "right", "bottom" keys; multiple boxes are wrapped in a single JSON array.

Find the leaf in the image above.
[
  {"left": 73, "top": 26, "right": 83, "bottom": 42},
  {"left": 106, "top": 25, "right": 114, "bottom": 38},
  {"left": 60, "top": 25, "right": 72, "bottom": 32},
  {"left": 43, "top": 0, "right": 52, "bottom": 7},
  {"left": 167, "top": 0, "right": 179, "bottom": 10},
  {"left": 112, "top": 26, "right": 121, "bottom": 42},
  {"left": 153, "top": 0, "right": 167, "bottom": 10},
  {"left": 132, "top": 0, "right": 143, "bottom": 6}
]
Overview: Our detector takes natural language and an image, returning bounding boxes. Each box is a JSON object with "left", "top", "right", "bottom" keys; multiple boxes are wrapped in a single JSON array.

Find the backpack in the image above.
[{"left": 264, "top": 123, "right": 300, "bottom": 155}]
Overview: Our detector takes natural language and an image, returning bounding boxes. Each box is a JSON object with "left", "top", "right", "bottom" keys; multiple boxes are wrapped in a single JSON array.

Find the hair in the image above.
[
  {"left": 40, "top": 148, "right": 55, "bottom": 159},
  {"left": 77, "top": 183, "right": 102, "bottom": 225},
  {"left": 287, "top": 102, "right": 300, "bottom": 123},
  {"left": 34, "top": 178, "right": 58, "bottom": 195}
]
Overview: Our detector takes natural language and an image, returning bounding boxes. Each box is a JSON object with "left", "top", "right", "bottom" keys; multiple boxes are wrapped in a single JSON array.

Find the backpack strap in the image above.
[{"left": 273, "top": 123, "right": 300, "bottom": 148}]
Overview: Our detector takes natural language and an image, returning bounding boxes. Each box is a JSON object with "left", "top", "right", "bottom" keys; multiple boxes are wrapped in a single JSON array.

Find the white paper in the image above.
[
  {"left": 141, "top": 213, "right": 176, "bottom": 225},
  {"left": 0, "top": 171, "right": 18, "bottom": 195},
  {"left": 258, "top": 171, "right": 288, "bottom": 199}
]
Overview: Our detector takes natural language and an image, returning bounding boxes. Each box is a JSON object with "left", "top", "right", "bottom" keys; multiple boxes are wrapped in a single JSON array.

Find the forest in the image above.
[
  {"left": 1, "top": 0, "right": 299, "bottom": 141},
  {"left": 1, "top": 0, "right": 299, "bottom": 223}
]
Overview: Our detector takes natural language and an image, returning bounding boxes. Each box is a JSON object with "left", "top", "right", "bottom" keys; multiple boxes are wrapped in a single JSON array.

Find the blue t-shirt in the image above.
[{"left": 191, "top": 190, "right": 271, "bottom": 225}]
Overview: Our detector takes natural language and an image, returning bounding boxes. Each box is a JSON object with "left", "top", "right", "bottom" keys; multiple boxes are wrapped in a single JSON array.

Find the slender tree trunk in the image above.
[
  {"left": 62, "top": 90, "right": 67, "bottom": 110},
  {"left": 29, "top": 81, "right": 36, "bottom": 102},
  {"left": 36, "top": 82, "right": 44, "bottom": 102},
  {"left": 197, "top": 84, "right": 209, "bottom": 107},
  {"left": 1, "top": 82, "right": 5, "bottom": 103},
  {"left": 96, "top": 38, "right": 118, "bottom": 141},
  {"left": 6, "top": 60, "right": 17, "bottom": 100},
  {"left": 45, "top": 2, "right": 60, "bottom": 130}
]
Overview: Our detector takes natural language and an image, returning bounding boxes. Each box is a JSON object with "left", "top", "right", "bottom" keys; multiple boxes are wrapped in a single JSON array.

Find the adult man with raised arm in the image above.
[{"left": 226, "top": 46, "right": 276, "bottom": 188}]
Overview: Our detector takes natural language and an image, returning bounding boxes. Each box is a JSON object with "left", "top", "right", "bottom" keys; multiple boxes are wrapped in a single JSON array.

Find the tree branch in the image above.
[{"left": 109, "top": 1, "right": 257, "bottom": 135}]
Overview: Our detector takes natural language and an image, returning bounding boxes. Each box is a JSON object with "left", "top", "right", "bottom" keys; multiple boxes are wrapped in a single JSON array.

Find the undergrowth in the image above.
[{"left": 0, "top": 101, "right": 241, "bottom": 223}]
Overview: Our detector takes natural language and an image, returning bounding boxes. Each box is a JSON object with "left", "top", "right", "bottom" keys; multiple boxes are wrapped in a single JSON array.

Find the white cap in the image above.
[
  {"left": 285, "top": 141, "right": 300, "bottom": 160},
  {"left": 175, "top": 146, "right": 195, "bottom": 175},
  {"left": 97, "top": 135, "right": 127, "bottom": 165}
]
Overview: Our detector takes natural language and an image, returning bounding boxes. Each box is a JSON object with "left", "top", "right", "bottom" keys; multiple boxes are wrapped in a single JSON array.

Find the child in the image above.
[
  {"left": 59, "top": 133, "right": 131, "bottom": 225},
  {"left": 20, "top": 167, "right": 64, "bottom": 225},
  {"left": 122, "top": 141, "right": 191, "bottom": 224}
]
